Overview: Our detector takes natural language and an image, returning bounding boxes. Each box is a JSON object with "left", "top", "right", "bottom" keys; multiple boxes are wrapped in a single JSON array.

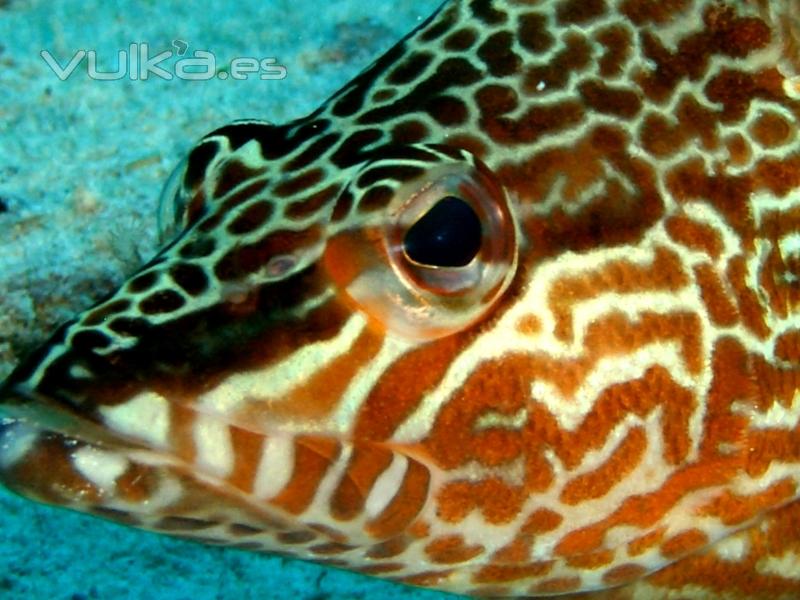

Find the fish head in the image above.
[{"left": 0, "top": 111, "right": 519, "bottom": 550}]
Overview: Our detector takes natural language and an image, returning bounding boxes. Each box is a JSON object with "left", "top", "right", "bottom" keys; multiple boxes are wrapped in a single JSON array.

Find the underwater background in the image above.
[{"left": 0, "top": 0, "right": 454, "bottom": 598}]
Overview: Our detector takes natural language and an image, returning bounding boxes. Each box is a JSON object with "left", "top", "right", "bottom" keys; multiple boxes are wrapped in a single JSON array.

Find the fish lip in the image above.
[
  {"left": 0, "top": 383, "right": 110, "bottom": 448},
  {"left": 0, "top": 383, "right": 49, "bottom": 471},
  {"left": 0, "top": 380, "right": 36, "bottom": 419},
  {"left": 0, "top": 416, "right": 42, "bottom": 470},
  {"left": 0, "top": 385, "right": 68, "bottom": 446}
]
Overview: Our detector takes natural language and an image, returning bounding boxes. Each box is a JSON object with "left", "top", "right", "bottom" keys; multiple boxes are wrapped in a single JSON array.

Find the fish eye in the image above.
[
  {"left": 324, "top": 144, "right": 518, "bottom": 341},
  {"left": 402, "top": 195, "right": 483, "bottom": 268}
]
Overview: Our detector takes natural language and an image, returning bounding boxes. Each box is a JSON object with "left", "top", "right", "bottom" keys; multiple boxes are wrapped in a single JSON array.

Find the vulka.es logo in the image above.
[{"left": 40, "top": 41, "right": 288, "bottom": 81}]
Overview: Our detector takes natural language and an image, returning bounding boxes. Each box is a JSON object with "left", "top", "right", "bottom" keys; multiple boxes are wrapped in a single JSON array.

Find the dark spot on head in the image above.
[
  {"left": 83, "top": 299, "right": 131, "bottom": 326},
  {"left": 705, "top": 6, "right": 771, "bottom": 58},
  {"left": 388, "top": 51, "right": 435, "bottom": 85},
  {"left": 518, "top": 13, "right": 554, "bottom": 54},
  {"left": 477, "top": 31, "right": 520, "bottom": 77},
  {"left": 139, "top": 289, "right": 186, "bottom": 315},
  {"left": 419, "top": 7, "right": 458, "bottom": 41},
  {"left": 357, "top": 165, "right": 425, "bottom": 188},
  {"left": 170, "top": 263, "right": 209, "bottom": 296},
  {"left": 470, "top": 0, "right": 507, "bottom": 24},
  {"left": 182, "top": 191, "right": 208, "bottom": 229},
  {"left": 675, "top": 96, "right": 719, "bottom": 150},
  {"left": 579, "top": 80, "right": 642, "bottom": 118},
  {"left": 557, "top": 0, "right": 607, "bottom": 24},
  {"left": 283, "top": 133, "right": 342, "bottom": 173},
  {"left": 666, "top": 158, "right": 753, "bottom": 234},
  {"left": 220, "top": 178, "right": 270, "bottom": 214},
  {"left": 372, "top": 88, "right": 397, "bottom": 103},
  {"left": 213, "top": 160, "right": 264, "bottom": 200},
  {"left": 127, "top": 271, "right": 158, "bottom": 293},
  {"left": 523, "top": 33, "right": 593, "bottom": 94},
  {"left": 476, "top": 84, "right": 518, "bottom": 116},
  {"left": 426, "top": 95, "right": 469, "bottom": 126},
  {"left": 358, "top": 185, "right": 394, "bottom": 213},
  {"left": 332, "top": 189, "right": 354, "bottom": 222},
  {"left": 636, "top": 8, "right": 772, "bottom": 104},
  {"left": 179, "top": 235, "right": 216, "bottom": 259},
  {"left": 184, "top": 140, "right": 220, "bottom": 189},
  {"left": 227, "top": 201, "right": 274, "bottom": 235},
  {"left": 391, "top": 120, "right": 430, "bottom": 145},
  {"left": 330, "top": 129, "right": 384, "bottom": 168},
  {"left": 198, "top": 212, "right": 224, "bottom": 233},
  {"left": 444, "top": 28, "right": 478, "bottom": 52},
  {"left": 596, "top": 25, "right": 632, "bottom": 78},
  {"left": 286, "top": 184, "right": 340, "bottom": 220},
  {"left": 274, "top": 169, "right": 324, "bottom": 198}
]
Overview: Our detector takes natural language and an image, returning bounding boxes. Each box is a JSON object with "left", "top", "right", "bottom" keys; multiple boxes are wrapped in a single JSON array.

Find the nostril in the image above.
[{"left": 265, "top": 254, "right": 298, "bottom": 278}]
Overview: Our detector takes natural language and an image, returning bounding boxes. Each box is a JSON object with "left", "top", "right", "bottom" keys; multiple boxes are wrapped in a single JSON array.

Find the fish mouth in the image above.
[
  {"left": 0, "top": 393, "right": 252, "bottom": 534},
  {"left": 0, "top": 381, "right": 128, "bottom": 508},
  {"left": 0, "top": 379, "right": 163, "bottom": 512},
  {"left": 0, "top": 417, "right": 40, "bottom": 476},
  {"left": 0, "top": 381, "right": 119, "bottom": 452},
  {"left": 0, "top": 392, "right": 311, "bottom": 554},
  {"left": 0, "top": 380, "right": 50, "bottom": 496},
  {"left": 0, "top": 414, "right": 88, "bottom": 506}
]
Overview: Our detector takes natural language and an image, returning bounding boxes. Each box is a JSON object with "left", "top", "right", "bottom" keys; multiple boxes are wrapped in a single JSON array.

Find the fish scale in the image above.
[{"left": 1, "top": 0, "right": 800, "bottom": 598}]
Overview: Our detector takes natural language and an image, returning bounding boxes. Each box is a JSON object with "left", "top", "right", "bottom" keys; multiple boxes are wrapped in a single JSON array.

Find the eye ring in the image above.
[
  {"left": 384, "top": 155, "right": 515, "bottom": 299},
  {"left": 324, "top": 144, "right": 518, "bottom": 341}
]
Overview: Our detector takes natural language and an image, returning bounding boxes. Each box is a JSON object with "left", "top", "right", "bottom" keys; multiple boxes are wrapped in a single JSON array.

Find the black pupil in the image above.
[{"left": 403, "top": 196, "right": 482, "bottom": 267}]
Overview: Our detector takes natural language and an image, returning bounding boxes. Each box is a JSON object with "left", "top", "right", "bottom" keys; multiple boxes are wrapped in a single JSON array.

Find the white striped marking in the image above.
[
  {"left": 193, "top": 414, "right": 234, "bottom": 478},
  {"left": 365, "top": 453, "right": 409, "bottom": 520},
  {"left": 73, "top": 446, "right": 129, "bottom": 492},
  {"left": 100, "top": 391, "right": 170, "bottom": 448},
  {"left": 253, "top": 434, "right": 295, "bottom": 499}
]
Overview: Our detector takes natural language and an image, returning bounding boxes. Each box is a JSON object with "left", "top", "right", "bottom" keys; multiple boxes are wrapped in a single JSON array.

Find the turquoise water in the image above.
[{"left": 0, "top": 1, "right": 455, "bottom": 598}]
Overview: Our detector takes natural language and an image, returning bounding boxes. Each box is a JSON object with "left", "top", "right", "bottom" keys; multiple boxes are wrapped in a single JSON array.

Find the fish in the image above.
[{"left": 1, "top": 0, "right": 800, "bottom": 597}]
